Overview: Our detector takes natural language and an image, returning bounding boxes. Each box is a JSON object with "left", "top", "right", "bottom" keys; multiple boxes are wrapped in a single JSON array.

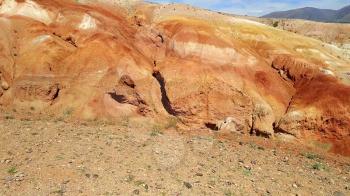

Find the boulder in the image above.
[
  {"left": 1, "top": 80, "right": 9, "bottom": 90},
  {"left": 217, "top": 117, "right": 246, "bottom": 134}
]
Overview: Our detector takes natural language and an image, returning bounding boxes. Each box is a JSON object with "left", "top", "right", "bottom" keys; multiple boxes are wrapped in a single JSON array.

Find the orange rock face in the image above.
[{"left": 0, "top": 0, "right": 349, "bottom": 155}]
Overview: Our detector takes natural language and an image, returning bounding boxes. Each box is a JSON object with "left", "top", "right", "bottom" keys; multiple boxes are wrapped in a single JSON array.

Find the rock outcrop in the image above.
[{"left": 0, "top": 0, "right": 349, "bottom": 155}]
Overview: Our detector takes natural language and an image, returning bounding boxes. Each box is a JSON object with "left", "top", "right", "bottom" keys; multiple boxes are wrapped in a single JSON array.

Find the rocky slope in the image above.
[
  {"left": 246, "top": 17, "right": 350, "bottom": 60},
  {"left": 0, "top": 0, "right": 349, "bottom": 156}
]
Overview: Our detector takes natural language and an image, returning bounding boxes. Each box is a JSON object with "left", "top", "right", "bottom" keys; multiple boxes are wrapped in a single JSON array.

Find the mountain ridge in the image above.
[{"left": 262, "top": 5, "right": 350, "bottom": 23}]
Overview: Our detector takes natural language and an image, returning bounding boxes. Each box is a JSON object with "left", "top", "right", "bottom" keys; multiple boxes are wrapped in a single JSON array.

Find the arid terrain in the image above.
[
  {"left": 0, "top": 117, "right": 349, "bottom": 195},
  {"left": 249, "top": 17, "right": 350, "bottom": 59},
  {"left": 0, "top": 0, "right": 349, "bottom": 195}
]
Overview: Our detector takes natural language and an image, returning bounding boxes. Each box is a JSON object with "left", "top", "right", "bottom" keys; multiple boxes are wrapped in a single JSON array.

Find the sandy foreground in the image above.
[{"left": 0, "top": 118, "right": 349, "bottom": 196}]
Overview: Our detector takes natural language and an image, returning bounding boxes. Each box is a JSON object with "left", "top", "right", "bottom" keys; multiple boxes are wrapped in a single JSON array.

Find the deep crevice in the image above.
[
  {"left": 49, "top": 86, "right": 60, "bottom": 105},
  {"left": 65, "top": 37, "right": 77, "bottom": 48},
  {"left": 119, "top": 75, "right": 135, "bottom": 88},
  {"left": 108, "top": 92, "right": 128, "bottom": 104},
  {"left": 205, "top": 123, "right": 218, "bottom": 131},
  {"left": 284, "top": 94, "right": 295, "bottom": 114},
  {"left": 52, "top": 88, "right": 60, "bottom": 100},
  {"left": 52, "top": 33, "right": 78, "bottom": 48},
  {"left": 157, "top": 34, "right": 164, "bottom": 43},
  {"left": 271, "top": 60, "right": 296, "bottom": 83},
  {"left": 254, "top": 131, "right": 271, "bottom": 138},
  {"left": 250, "top": 114, "right": 255, "bottom": 135},
  {"left": 152, "top": 71, "right": 178, "bottom": 116}
]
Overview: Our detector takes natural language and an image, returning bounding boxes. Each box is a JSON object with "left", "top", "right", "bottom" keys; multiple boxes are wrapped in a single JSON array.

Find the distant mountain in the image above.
[{"left": 262, "top": 5, "right": 350, "bottom": 23}]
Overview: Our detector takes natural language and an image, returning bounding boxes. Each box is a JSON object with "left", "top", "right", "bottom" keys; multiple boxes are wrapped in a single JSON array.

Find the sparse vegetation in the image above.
[
  {"left": 0, "top": 1, "right": 349, "bottom": 194},
  {"left": 164, "top": 116, "right": 179, "bottom": 129},
  {"left": 311, "top": 141, "right": 332, "bottom": 151},
  {"left": 302, "top": 152, "right": 322, "bottom": 160},
  {"left": 134, "top": 180, "right": 148, "bottom": 190},
  {"left": 63, "top": 108, "right": 74, "bottom": 117},
  {"left": 253, "top": 105, "right": 269, "bottom": 119},
  {"left": 150, "top": 125, "right": 163, "bottom": 136},
  {"left": 7, "top": 167, "right": 17, "bottom": 174},
  {"left": 248, "top": 142, "right": 264, "bottom": 150},
  {"left": 126, "top": 174, "right": 135, "bottom": 183},
  {"left": 312, "top": 162, "right": 327, "bottom": 171},
  {"left": 51, "top": 187, "right": 65, "bottom": 195},
  {"left": 119, "top": 115, "right": 130, "bottom": 127},
  {"left": 0, "top": 119, "right": 349, "bottom": 195},
  {"left": 243, "top": 168, "right": 252, "bottom": 176},
  {"left": 224, "top": 190, "right": 235, "bottom": 196}
]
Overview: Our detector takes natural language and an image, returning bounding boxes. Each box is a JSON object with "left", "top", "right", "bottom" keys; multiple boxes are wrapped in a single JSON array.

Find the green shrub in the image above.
[
  {"left": 149, "top": 123, "right": 164, "bottom": 136},
  {"left": 303, "top": 152, "right": 322, "bottom": 160},
  {"left": 312, "top": 162, "right": 326, "bottom": 171},
  {"left": 7, "top": 167, "right": 17, "bottom": 174}
]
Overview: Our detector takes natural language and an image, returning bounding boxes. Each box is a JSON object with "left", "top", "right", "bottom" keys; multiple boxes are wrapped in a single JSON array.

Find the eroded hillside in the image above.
[
  {"left": 252, "top": 18, "right": 350, "bottom": 59},
  {"left": 0, "top": 0, "right": 349, "bottom": 156}
]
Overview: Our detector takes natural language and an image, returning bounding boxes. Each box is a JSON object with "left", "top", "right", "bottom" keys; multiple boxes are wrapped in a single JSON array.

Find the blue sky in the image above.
[{"left": 149, "top": 0, "right": 350, "bottom": 16}]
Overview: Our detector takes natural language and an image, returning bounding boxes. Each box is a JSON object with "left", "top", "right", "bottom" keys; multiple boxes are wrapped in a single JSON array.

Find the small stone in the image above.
[
  {"left": 4, "top": 176, "right": 14, "bottom": 183},
  {"left": 183, "top": 181, "right": 192, "bottom": 189},
  {"left": 14, "top": 173, "right": 25, "bottom": 181},
  {"left": 292, "top": 183, "right": 298, "bottom": 188},
  {"left": 1, "top": 80, "right": 9, "bottom": 90},
  {"left": 195, "top": 173, "right": 203, "bottom": 177},
  {"left": 63, "top": 180, "right": 70, "bottom": 184},
  {"left": 132, "top": 189, "right": 140, "bottom": 195},
  {"left": 244, "top": 165, "right": 251, "bottom": 170},
  {"left": 15, "top": 173, "right": 24, "bottom": 177},
  {"left": 142, "top": 183, "right": 149, "bottom": 190},
  {"left": 25, "top": 148, "right": 33, "bottom": 153},
  {"left": 272, "top": 150, "right": 277, "bottom": 156}
]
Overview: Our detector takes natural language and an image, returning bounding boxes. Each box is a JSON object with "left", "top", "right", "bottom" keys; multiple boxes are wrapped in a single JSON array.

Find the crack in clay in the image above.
[
  {"left": 273, "top": 122, "right": 296, "bottom": 136},
  {"left": 52, "top": 33, "right": 78, "bottom": 48},
  {"left": 152, "top": 71, "right": 178, "bottom": 116}
]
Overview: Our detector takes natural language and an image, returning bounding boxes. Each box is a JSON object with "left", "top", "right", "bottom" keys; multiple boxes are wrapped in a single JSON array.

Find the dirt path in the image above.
[{"left": 0, "top": 119, "right": 349, "bottom": 195}]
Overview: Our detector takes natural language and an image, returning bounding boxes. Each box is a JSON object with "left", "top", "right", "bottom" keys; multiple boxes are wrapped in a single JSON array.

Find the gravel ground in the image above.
[{"left": 0, "top": 119, "right": 349, "bottom": 196}]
